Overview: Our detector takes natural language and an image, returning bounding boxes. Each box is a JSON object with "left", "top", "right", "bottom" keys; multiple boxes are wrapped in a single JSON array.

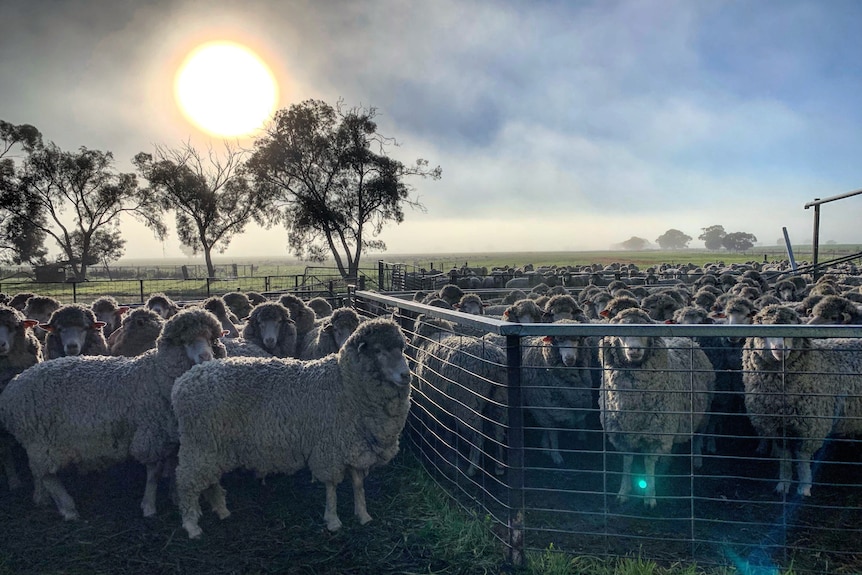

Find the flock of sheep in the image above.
[
  {"left": 405, "top": 259, "right": 862, "bottom": 507},
  {"left": 0, "top": 289, "right": 406, "bottom": 538},
  {"left": 1, "top": 255, "right": 861, "bottom": 538}
]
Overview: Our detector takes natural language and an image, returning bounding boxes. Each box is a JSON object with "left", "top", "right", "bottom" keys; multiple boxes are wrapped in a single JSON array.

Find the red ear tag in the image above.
[{"left": 542, "top": 336, "right": 553, "bottom": 344}]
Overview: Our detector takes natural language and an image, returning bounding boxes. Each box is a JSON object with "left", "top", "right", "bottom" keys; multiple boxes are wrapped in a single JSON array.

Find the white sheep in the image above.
[
  {"left": 598, "top": 308, "right": 715, "bottom": 508},
  {"left": 170, "top": 317, "right": 411, "bottom": 539},
  {"left": 0, "top": 308, "right": 226, "bottom": 520},
  {"left": 742, "top": 304, "right": 862, "bottom": 496},
  {"left": 39, "top": 303, "right": 109, "bottom": 359}
]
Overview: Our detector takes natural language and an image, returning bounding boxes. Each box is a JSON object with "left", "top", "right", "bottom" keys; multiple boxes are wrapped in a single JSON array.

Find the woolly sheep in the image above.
[
  {"left": 640, "top": 292, "right": 682, "bottom": 322},
  {"left": 222, "top": 292, "right": 254, "bottom": 321},
  {"left": 108, "top": 307, "right": 165, "bottom": 357},
  {"left": 146, "top": 292, "right": 181, "bottom": 319},
  {"left": 8, "top": 292, "right": 35, "bottom": 311},
  {"left": 23, "top": 295, "right": 61, "bottom": 343},
  {"left": 0, "top": 305, "right": 42, "bottom": 490},
  {"left": 454, "top": 293, "right": 485, "bottom": 315},
  {"left": 742, "top": 304, "right": 862, "bottom": 496},
  {"left": 599, "top": 295, "right": 641, "bottom": 321},
  {"left": 411, "top": 316, "right": 507, "bottom": 477},
  {"left": 171, "top": 317, "right": 411, "bottom": 538},
  {"left": 598, "top": 308, "right": 715, "bottom": 508},
  {"left": 806, "top": 295, "right": 862, "bottom": 325},
  {"left": 90, "top": 295, "right": 129, "bottom": 339},
  {"left": 240, "top": 302, "right": 297, "bottom": 358},
  {"left": 40, "top": 303, "right": 108, "bottom": 359},
  {"left": 307, "top": 297, "right": 334, "bottom": 319},
  {"left": 245, "top": 291, "right": 268, "bottom": 306},
  {"left": 277, "top": 294, "right": 317, "bottom": 352},
  {"left": 522, "top": 319, "right": 594, "bottom": 465},
  {"left": 0, "top": 308, "right": 227, "bottom": 520},
  {"left": 299, "top": 307, "right": 362, "bottom": 360},
  {"left": 201, "top": 296, "right": 240, "bottom": 338},
  {"left": 543, "top": 294, "right": 585, "bottom": 323},
  {"left": 502, "top": 299, "right": 544, "bottom": 323}
]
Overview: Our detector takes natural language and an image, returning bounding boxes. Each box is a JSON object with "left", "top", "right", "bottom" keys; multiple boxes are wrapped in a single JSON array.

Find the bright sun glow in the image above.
[{"left": 174, "top": 41, "right": 278, "bottom": 137}]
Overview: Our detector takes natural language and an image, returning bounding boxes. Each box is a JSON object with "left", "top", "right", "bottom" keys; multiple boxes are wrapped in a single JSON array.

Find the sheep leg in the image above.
[
  {"left": 774, "top": 446, "right": 792, "bottom": 495},
  {"left": 546, "top": 430, "right": 564, "bottom": 466},
  {"left": 176, "top": 462, "right": 208, "bottom": 538},
  {"left": 323, "top": 481, "right": 342, "bottom": 531},
  {"left": 141, "top": 461, "right": 163, "bottom": 517},
  {"left": 32, "top": 478, "right": 48, "bottom": 506},
  {"left": 643, "top": 454, "right": 659, "bottom": 508},
  {"left": 40, "top": 474, "right": 79, "bottom": 520},
  {"left": 691, "top": 435, "right": 704, "bottom": 469},
  {"left": 617, "top": 454, "right": 633, "bottom": 504},
  {"left": 202, "top": 483, "right": 230, "bottom": 519},
  {"left": 796, "top": 457, "right": 813, "bottom": 496},
  {"left": 350, "top": 467, "right": 372, "bottom": 525}
]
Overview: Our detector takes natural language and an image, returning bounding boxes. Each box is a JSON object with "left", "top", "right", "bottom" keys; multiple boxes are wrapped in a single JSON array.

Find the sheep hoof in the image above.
[
  {"left": 798, "top": 485, "right": 812, "bottom": 497},
  {"left": 61, "top": 509, "right": 80, "bottom": 521},
  {"left": 550, "top": 452, "right": 564, "bottom": 466},
  {"left": 357, "top": 512, "right": 372, "bottom": 525},
  {"left": 141, "top": 504, "right": 156, "bottom": 518},
  {"left": 183, "top": 521, "right": 203, "bottom": 539},
  {"left": 645, "top": 498, "right": 657, "bottom": 509},
  {"left": 216, "top": 508, "right": 231, "bottom": 520},
  {"left": 774, "top": 481, "right": 791, "bottom": 494},
  {"left": 325, "top": 517, "right": 342, "bottom": 532}
]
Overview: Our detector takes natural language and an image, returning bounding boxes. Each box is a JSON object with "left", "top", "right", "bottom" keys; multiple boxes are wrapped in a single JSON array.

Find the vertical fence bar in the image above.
[
  {"left": 71, "top": 281, "right": 78, "bottom": 303},
  {"left": 505, "top": 334, "right": 525, "bottom": 567},
  {"left": 139, "top": 280, "right": 145, "bottom": 304}
]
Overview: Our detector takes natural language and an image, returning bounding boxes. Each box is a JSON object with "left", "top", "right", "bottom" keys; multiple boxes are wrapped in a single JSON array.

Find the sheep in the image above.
[
  {"left": 23, "top": 295, "right": 62, "bottom": 343},
  {"left": 201, "top": 296, "right": 240, "bottom": 338},
  {"left": 245, "top": 291, "right": 268, "bottom": 306},
  {"left": 522, "top": 319, "right": 594, "bottom": 465},
  {"left": 599, "top": 295, "right": 641, "bottom": 321},
  {"left": 0, "top": 308, "right": 226, "bottom": 520},
  {"left": 40, "top": 303, "right": 109, "bottom": 359},
  {"left": 108, "top": 307, "right": 165, "bottom": 357},
  {"left": 222, "top": 292, "right": 254, "bottom": 321},
  {"left": 742, "top": 304, "right": 862, "bottom": 496},
  {"left": 146, "top": 292, "right": 181, "bottom": 319},
  {"left": 454, "top": 293, "right": 485, "bottom": 315},
  {"left": 0, "top": 305, "right": 42, "bottom": 490},
  {"left": 411, "top": 317, "right": 507, "bottom": 477},
  {"left": 598, "top": 308, "right": 715, "bottom": 508},
  {"left": 299, "top": 307, "right": 363, "bottom": 360},
  {"left": 240, "top": 302, "right": 297, "bottom": 358},
  {"left": 8, "top": 292, "right": 35, "bottom": 311},
  {"left": 170, "top": 317, "right": 411, "bottom": 538},
  {"left": 640, "top": 292, "right": 682, "bottom": 322},
  {"left": 277, "top": 294, "right": 317, "bottom": 352},
  {"left": 437, "top": 284, "right": 465, "bottom": 306},
  {"left": 542, "top": 294, "right": 586, "bottom": 323},
  {"left": 307, "top": 297, "right": 334, "bottom": 319},
  {"left": 806, "top": 295, "right": 862, "bottom": 325},
  {"left": 90, "top": 295, "right": 129, "bottom": 339},
  {"left": 502, "top": 299, "right": 544, "bottom": 323}
]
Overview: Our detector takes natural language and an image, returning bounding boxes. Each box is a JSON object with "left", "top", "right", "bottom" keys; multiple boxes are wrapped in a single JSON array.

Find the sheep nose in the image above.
[
  {"left": 197, "top": 350, "right": 213, "bottom": 364},
  {"left": 264, "top": 337, "right": 276, "bottom": 348},
  {"left": 0, "top": 342, "right": 8, "bottom": 354},
  {"left": 65, "top": 344, "right": 81, "bottom": 355}
]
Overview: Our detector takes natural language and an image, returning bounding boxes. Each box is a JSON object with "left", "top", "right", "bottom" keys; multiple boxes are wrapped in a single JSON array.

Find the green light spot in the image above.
[{"left": 637, "top": 479, "right": 648, "bottom": 490}]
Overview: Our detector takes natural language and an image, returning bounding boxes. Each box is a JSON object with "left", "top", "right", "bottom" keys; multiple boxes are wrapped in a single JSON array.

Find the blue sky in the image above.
[{"left": 1, "top": 0, "right": 860, "bottom": 259}]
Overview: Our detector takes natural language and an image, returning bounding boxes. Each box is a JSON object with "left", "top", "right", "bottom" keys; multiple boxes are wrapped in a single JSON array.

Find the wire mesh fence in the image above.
[{"left": 351, "top": 289, "right": 862, "bottom": 574}]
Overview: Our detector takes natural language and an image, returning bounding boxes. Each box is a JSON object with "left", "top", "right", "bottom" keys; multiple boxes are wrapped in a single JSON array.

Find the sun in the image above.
[{"left": 174, "top": 41, "right": 279, "bottom": 138}]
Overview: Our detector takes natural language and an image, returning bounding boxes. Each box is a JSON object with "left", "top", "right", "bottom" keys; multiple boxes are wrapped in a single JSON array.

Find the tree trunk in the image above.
[{"left": 204, "top": 246, "right": 215, "bottom": 278}]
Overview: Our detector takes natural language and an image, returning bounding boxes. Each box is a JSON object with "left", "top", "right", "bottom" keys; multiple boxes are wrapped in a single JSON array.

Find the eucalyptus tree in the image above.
[
  {"left": 134, "top": 140, "right": 279, "bottom": 278},
  {"left": 0, "top": 136, "right": 165, "bottom": 277},
  {"left": 246, "top": 99, "right": 441, "bottom": 281}
]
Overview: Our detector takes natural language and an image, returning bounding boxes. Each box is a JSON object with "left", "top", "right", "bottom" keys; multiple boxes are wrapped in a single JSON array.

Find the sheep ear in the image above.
[
  {"left": 542, "top": 336, "right": 553, "bottom": 344},
  {"left": 38, "top": 323, "right": 54, "bottom": 332},
  {"left": 599, "top": 310, "right": 610, "bottom": 318},
  {"left": 664, "top": 320, "right": 676, "bottom": 324},
  {"left": 502, "top": 310, "right": 509, "bottom": 318},
  {"left": 117, "top": 306, "right": 130, "bottom": 315},
  {"left": 221, "top": 330, "right": 230, "bottom": 337},
  {"left": 22, "top": 319, "right": 39, "bottom": 329}
]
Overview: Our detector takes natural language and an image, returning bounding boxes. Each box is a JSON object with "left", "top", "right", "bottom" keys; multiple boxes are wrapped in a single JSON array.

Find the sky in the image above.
[{"left": 1, "top": 0, "right": 861, "bottom": 261}]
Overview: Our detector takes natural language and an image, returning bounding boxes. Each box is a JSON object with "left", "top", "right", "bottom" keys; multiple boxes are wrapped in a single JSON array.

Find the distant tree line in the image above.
[
  {"left": 0, "top": 102, "right": 441, "bottom": 280},
  {"left": 617, "top": 225, "right": 758, "bottom": 252}
]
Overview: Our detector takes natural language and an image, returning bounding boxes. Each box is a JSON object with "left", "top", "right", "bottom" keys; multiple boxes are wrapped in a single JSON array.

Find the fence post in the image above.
[
  {"left": 72, "top": 281, "right": 78, "bottom": 303},
  {"left": 139, "top": 280, "right": 145, "bottom": 304},
  {"left": 505, "top": 334, "right": 525, "bottom": 567},
  {"left": 206, "top": 277, "right": 212, "bottom": 298},
  {"left": 378, "top": 260, "right": 385, "bottom": 291}
]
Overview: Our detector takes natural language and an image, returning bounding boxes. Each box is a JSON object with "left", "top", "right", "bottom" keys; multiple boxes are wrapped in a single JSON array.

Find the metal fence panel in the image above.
[{"left": 352, "top": 289, "right": 862, "bottom": 574}]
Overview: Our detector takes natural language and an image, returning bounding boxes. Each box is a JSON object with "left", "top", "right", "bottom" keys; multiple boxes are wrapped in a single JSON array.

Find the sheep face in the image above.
[
  {"left": 184, "top": 335, "right": 219, "bottom": 365},
  {"left": 457, "top": 299, "right": 484, "bottom": 316},
  {"left": 0, "top": 319, "right": 37, "bottom": 356},
  {"left": 257, "top": 316, "right": 287, "bottom": 350},
  {"left": 358, "top": 341, "right": 411, "bottom": 387},
  {"left": 542, "top": 335, "right": 582, "bottom": 367},
  {"left": 609, "top": 335, "right": 652, "bottom": 364},
  {"left": 94, "top": 306, "right": 129, "bottom": 336},
  {"left": 148, "top": 298, "right": 174, "bottom": 319},
  {"left": 328, "top": 322, "right": 358, "bottom": 350},
  {"left": 41, "top": 321, "right": 105, "bottom": 356}
]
